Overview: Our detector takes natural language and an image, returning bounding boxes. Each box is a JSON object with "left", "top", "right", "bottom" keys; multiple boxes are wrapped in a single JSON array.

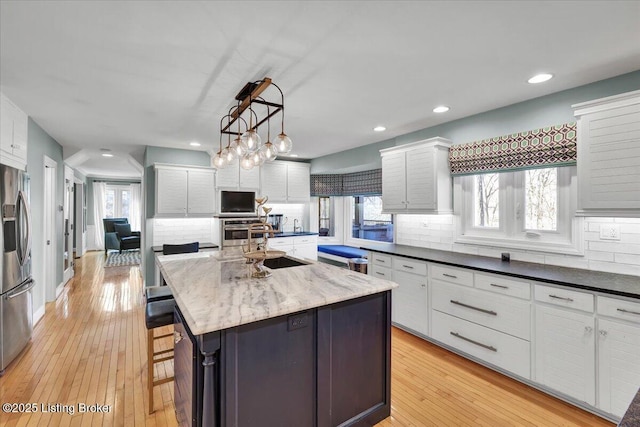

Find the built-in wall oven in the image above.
[{"left": 220, "top": 218, "right": 262, "bottom": 248}]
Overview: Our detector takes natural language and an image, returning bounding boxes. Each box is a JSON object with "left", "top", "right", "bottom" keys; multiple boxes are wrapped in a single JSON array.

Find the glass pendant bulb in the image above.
[
  {"left": 259, "top": 141, "right": 278, "bottom": 162},
  {"left": 251, "top": 149, "right": 266, "bottom": 167},
  {"left": 240, "top": 153, "right": 255, "bottom": 170},
  {"left": 241, "top": 129, "right": 261, "bottom": 153},
  {"left": 213, "top": 151, "right": 226, "bottom": 169},
  {"left": 232, "top": 136, "right": 248, "bottom": 156},
  {"left": 274, "top": 133, "right": 292, "bottom": 154},
  {"left": 222, "top": 147, "right": 237, "bottom": 163}
]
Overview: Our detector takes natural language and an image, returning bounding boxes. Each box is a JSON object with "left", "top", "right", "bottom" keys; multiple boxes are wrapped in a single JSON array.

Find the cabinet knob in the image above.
[
  {"left": 584, "top": 326, "right": 593, "bottom": 333},
  {"left": 599, "top": 330, "right": 607, "bottom": 337},
  {"left": 421, "top": 284, "right": 426, "bottom": 288}
]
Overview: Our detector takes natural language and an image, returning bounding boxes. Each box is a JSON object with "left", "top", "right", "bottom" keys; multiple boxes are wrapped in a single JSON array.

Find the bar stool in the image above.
[
  {"left": 145, "top": 298, "right": 176, "bottom": 414},
  {"left": 145, "top": 242, "right": 199, "bottom": 413},
  {"left": 144, "top": 242, "right": 200, "bottom": 302}
]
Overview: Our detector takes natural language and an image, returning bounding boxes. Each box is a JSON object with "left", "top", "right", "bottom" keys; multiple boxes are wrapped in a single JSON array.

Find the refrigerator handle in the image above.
[
  {"left": 6, "top": 279, "right": 35, "bottom": 299},
  {"left": 18, "top": 190, "right": 32, "bottom": 266}
]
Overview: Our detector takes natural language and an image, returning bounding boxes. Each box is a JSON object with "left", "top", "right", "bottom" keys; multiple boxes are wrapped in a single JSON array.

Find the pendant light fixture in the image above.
[
  {"left": 216, "top": 77, "right": 293, "bottom": 170},
  {"left": 259, "top": 103, "right": 278, "bottom": 162}
]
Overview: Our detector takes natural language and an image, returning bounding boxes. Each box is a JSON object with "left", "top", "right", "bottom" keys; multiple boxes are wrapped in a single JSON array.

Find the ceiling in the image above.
[{"left": 1, "top": 1, "right": 639, "bottom": 178}]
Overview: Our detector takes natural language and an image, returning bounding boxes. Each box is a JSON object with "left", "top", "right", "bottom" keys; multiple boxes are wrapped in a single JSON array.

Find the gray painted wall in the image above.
[
  {"left": 143, "top": 146, "right": 211, "bottom": 286},
  {"left": 311, "top": 70, "right": 640, "bottom": 173},
  {"left": 26, "top": 118, "right": 64, "bottom": 316}
]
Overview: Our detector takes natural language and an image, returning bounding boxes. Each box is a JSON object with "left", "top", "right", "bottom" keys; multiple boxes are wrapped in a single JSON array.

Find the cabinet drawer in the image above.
[
  {"left": 269, "top": 238, "right": 293, "bottom": 248},
  {"left": 432, "top": 281, "right": 531, "bottom": 340},
  {"left": 475, "top": 273, "right": 531, "bottom": 300},
  {"left": 431, "top": 310, "right": 530, "bottom": 379},
  {"left": 534, "top": 285, "right": 594, "bottom": 312},
  {"left": 370, "top": 253, "right": 392, "bottom": 268},
  {"left": 392, "top": 257, "right": 427, "bottom": 276},
  {"left": 370, "top": 265, "right": 392, "bottom": 280},
  {"left": 293, "top": 235, "right": 317, "bottom": 245},
  {"left": 430, "top": 265, "right": 473, "bottom": 287},
  {"left": 597, "top": 296, "right": 640, "bottom": 323}
]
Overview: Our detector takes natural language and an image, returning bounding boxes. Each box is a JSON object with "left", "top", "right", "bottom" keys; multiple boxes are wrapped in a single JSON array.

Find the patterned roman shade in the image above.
[
  {"left": 311, "top": 169, "right": 382, "bottom": 196},
  {"left": 449, "top": 122, "right": 577, "bottom": 176}
]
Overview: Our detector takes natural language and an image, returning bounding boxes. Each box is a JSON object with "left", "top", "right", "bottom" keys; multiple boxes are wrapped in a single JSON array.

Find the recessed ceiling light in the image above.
[
  {"left": 373, "top": 126, "right": 386, "bottom": 132},
  {"left": 433, "top": 106, "right": 450, "bottom": 113},
  {"left": 190, "top": 141, "right": 201, "bottom": 147},
  {"left": 102, "top": 153, "right": 114, "bottom": 158},
  {"left": 527, "top": 73, "right": 553, "bottom": 84}
]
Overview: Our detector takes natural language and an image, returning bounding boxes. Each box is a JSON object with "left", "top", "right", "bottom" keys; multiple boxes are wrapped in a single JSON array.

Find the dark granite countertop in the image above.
[
  {"left": 151, "top": 242, "right": 218, "bottom": 253},
  {"left": 620, "top": 388, "right": 640, "bottom": 426},
  {"left": 361, "top": 243, "right": 640, "bottom": 299},
  {"left": 271, "top": 232, "right": 319, "bottom": 238}
]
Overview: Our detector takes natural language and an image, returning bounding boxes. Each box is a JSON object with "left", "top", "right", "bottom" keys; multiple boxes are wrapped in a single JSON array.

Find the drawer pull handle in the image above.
[
  {"left": 450, "top": 332, "right": 497, "bottom": 352},
  {"left": 549, "top": 294, "right": 574, "bottom": 302},
  {"left": 450, "top": 300, "right": 497, "bottom": 316},
  {"left": 375, "top": 258, "right": 386, "bottom": 263},
  {"left": 375, "top": 272, "right": 386, "bottom": 276},
  {"left": 402, "top": 264, "right": 414, "bottom": 269},
  {"left": 443, "top": 273, "right": 458, "bottom": 279},
  {"left": 490, "top": 283, "right": 509, "bottom": 289},
  {"left": 617, "top": 308, "right": 640, "bottom": 316}
]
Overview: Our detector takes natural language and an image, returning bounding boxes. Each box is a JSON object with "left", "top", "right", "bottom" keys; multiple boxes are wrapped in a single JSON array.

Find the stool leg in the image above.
[{"left": 147, "top": 328, "right": 154, "bottom": 414}]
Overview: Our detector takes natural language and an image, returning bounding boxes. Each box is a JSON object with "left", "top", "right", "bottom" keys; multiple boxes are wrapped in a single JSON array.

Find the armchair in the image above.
[{"left": 103, "top": 218, "right": 141, "bottom": 254}]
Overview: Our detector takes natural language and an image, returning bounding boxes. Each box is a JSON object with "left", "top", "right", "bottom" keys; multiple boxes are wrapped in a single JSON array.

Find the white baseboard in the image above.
[
  {"left": 56, "top": 281, "right": 65, "bottom": 299},
  {"left": 33, "top": 304, "right": 45, "bottom": 325}
]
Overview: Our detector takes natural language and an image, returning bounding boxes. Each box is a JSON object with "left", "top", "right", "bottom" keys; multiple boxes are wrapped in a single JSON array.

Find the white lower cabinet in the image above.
[
  {"left": 385, "top": 256, "right": 428, "bottom": 336},
  {"left": 392, "top": 269, "right": 428, "bottom": 336},
  {"left": 268, "top": 235, "right": 317, "bottom": 261},
  {"left": 534, "top": 304, "right": 596, "bottom": 405},
  {"left": 431, "top": 310, "right": 530, "bottom": 379},
  {"left": 597, "top": 296, "right": 640, "bottom": 418}
]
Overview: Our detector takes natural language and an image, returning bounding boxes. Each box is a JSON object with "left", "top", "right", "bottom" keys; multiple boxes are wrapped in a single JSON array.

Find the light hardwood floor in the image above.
[{"left": 0, "top": 251, "right": 614, "bottom": 427}]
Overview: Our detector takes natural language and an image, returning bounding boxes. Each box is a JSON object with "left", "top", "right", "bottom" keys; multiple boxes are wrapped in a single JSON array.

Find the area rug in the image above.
[{"left": 105, "top": 250, "right": 141, "bottom": 267}]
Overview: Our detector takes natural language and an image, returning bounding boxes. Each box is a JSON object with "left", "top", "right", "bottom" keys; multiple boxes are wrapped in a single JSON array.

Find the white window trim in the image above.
[
  {"left": 343, "top": 196, "right": 395, "bottom": 247},
  {"left": 454, "top": 167, "right": 584, "bottom": 255},
  {"left": 310, "top": 196, "right": 344, "bottom": 244},
  {"left": 106, "top": 184, "right": 132, "bottom": 219}
]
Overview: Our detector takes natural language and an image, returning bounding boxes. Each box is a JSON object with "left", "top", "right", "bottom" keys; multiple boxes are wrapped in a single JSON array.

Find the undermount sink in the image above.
[{"left": 263, "top": 257, "right": 308, "bottom": 269}]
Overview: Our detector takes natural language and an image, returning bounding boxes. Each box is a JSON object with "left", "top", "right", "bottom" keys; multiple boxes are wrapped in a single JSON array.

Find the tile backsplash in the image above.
[
  {"left": 268, "top": 204, "right": 307, "bottom": 232},
  {"left": 153, "top": 218, "right": 215, "bottom": 245},
  {"left": 396, "top": 215, "right": 640, "bottom": 276}
]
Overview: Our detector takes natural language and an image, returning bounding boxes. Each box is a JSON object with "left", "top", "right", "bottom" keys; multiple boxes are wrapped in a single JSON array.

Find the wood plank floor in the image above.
[{"left": 0, "top": 251, "right": 614, "bottom": 426}]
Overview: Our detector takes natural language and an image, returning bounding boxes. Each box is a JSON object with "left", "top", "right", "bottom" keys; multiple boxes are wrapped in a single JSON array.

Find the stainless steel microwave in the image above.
[{"left": 219, "top": 191, "right": 255, "bottom": 215}]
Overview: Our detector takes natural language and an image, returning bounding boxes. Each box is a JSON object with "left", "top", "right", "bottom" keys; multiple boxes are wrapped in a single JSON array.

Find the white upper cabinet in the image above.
[
  {"left": 380, "top": 137, "right": 452, "bottom": 214},
  {"left": 215, "top": 161, "right": 260, "bottom": 190},
  {"left": 0, "top": 92, "right": 28, "bottom": 170},
  {"left": 155, "top": 164, "right": 215, "bottom": 217},
  {"left": 260, "top": 161, "right": 310, "bottom": 203},
  {"left": 573, "top": 89, "right": 640, "bottom": 217}
]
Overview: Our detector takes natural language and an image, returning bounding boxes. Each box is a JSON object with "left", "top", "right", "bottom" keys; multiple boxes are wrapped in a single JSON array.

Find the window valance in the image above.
[
  {"left": 449, "top": 122, "right": 577, "bottom": 176},
  {"left": 311, "top": 169, "right": 382, "bottom": 196}
]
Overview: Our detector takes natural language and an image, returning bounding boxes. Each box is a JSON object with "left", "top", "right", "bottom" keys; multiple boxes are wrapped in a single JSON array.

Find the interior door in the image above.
[{"left": 62, "top": 166, "right": 74, "bottom": 284}]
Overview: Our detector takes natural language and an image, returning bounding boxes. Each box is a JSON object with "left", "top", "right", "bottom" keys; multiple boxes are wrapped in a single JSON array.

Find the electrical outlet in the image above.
[
  {"left": 600, "top": 224, "right": 621, "bottom": 240},
  {"left": 422, "top": 222, "right": 430, "bottom": 228}
]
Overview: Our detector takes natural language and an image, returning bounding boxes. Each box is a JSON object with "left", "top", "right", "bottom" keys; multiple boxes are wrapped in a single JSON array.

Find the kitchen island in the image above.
[{"left": 156, "top": 249, "right": 397, "bottom": 427}]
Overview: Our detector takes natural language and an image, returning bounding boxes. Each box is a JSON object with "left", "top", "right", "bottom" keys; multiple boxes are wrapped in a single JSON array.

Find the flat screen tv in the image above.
[{"left": 220, "top": 191, "right": 255, "bottom": 214}]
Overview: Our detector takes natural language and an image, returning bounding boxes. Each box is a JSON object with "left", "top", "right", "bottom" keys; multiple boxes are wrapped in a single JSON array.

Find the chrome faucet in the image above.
[{"left": 294, "top": 219, "right": 302, "bottom": 233}]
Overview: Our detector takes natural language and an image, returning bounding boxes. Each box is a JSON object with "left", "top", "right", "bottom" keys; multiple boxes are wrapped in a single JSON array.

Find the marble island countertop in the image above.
[{"left": 156, "top": 249, "right": 397, "bottom": 335}]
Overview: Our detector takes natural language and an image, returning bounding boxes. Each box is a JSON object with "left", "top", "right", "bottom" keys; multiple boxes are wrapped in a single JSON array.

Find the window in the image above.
[
  {"left": 474, "top": 173, "right": 500, "bottom": 228},
  {"left": 105, "top": 185, "right": 131, "bottom": 219},
  {"left": 457, "top": 167, "right": 581, "bottom": 254},
  {"left": 318, "top": 196, "right": 334, "bottom": 236},
  {"left": 351, "top": 195, "right": 393, "bottom": 243}
]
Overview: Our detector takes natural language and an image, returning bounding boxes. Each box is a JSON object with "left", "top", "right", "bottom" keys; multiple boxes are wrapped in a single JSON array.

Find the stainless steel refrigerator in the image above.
[{"left": 0, "top": 164, "right": 34, "bottom": 375}]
